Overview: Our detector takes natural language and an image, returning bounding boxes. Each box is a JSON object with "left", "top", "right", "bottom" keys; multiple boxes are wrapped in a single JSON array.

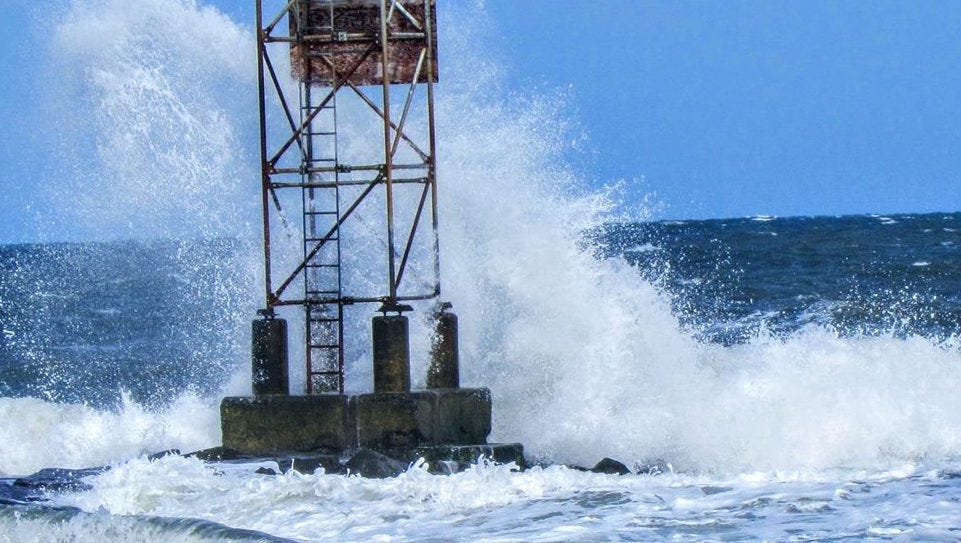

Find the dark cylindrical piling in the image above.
[
  {"left": 372, "top": 315, "right": 411, "bottom": 393},
  {"left": 252, "top": 318, "right": 289, "bottom": 395},
  {"left": 428, "top": 308, "right": 459, "bottom": 389}
]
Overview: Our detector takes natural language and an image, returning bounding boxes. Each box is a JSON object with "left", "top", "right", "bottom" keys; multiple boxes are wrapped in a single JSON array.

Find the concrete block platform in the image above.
[
  {"left": 220, "top": 388, "right": 517, "bottom": 470},
  {"left": 221, "top": 394, "right": 352, "bottom": 454}
]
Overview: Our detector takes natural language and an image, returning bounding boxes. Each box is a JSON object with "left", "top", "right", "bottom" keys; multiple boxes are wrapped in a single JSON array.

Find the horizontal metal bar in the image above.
[
  {"left": 266, "top": 33, "right": 426, "bottom": 44},
  {"left": 272, "top": 163, "right": 428, "bottom": 176},
  {"left": 276, "top": 292, "right": 439, "bottom": 307},
  {"left": 271, "top": 177, "right": 426, "bottom": 189}
]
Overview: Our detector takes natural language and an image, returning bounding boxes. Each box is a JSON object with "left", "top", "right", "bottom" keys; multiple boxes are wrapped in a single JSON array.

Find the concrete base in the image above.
[
  {"left": 221, "top": 388, "right": 493, "bottom": 457},
  {"left": 221, "top": 394, "right": 352, "bottom": 454}
]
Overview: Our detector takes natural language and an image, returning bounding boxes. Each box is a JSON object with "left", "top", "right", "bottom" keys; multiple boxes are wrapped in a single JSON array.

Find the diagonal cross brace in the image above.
[{"left": 271, "top": 172, "right": 385, "bottom": 304}]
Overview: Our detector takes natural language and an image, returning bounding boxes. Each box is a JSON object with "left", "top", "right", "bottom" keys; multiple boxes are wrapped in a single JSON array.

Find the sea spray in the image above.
[
  {"left": 45, "top": 0, "right": 256, "bottom": 242},
  {"left": 423, "top": 4, "right": 961, "bottom": 471},
  {"left": 0, "top": 393, "right": 219, "bottom": 476},
  {"left": 26, "top": 0, "right": 262, "bottom": 404},
  {"left": 0, "top": 239, "right": 253, "bottom": 408}
]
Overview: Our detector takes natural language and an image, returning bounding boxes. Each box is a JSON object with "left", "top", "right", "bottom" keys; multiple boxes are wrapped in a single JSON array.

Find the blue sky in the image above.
[{"left": 2, "top": 1, "right": 961, "bottom": 242}]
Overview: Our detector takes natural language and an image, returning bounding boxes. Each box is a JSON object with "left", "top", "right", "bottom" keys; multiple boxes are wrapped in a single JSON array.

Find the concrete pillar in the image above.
[
  {"left": 252, "top": 318, "right": 289, "bottom": 395},
  {"left": 427, "top": 309, "right": 459, "bottom": 389},
  {"left": 372, "top": 315, "right": 410, "bottom": 392}
]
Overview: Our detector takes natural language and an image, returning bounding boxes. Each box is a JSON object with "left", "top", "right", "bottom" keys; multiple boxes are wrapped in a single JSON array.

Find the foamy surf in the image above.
[
  {"left": 0, "top": 394, "right": 220, "bottom": 476},
  {"left": 13, "top": 455, "right": 957, "bottom": 542}
]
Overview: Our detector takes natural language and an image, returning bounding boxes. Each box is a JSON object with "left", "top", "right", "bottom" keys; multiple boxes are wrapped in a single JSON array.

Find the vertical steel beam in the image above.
[
  {"left": 380, "top": 0, "right": 398, "bottom": 303},
  {"left": 424, "top": 0, "right": 441, "bottom": 295},
  {"left": 256, "top": 0, "right": 274, "bottom": 309}
]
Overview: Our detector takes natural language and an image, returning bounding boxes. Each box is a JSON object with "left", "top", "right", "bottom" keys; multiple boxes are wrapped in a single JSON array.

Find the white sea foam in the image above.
[
  {"left": 0, "top": 394, "right": 220, "bottom": 476},
  {"left": 35, "top": 454, "right": 961, "bottom": 542}
]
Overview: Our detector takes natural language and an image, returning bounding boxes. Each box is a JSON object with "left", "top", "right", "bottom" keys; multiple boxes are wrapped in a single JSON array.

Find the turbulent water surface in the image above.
[{"left": 4, "top": 0, "right": 961, "bottom": 541}]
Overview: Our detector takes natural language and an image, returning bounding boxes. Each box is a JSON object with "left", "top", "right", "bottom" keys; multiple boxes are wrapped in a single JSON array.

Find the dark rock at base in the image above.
[
  {"left": 188, "top": 446, "right": 345, "bottom": 475},
  {"left": 413, "top": 443, "right": 526, "bottom": 474},
  {"left": 190, "top": 445, "right": 527, "bottom": 478},
  {"left": 590, "top": 458, "right": 631, "bottom": 475},
  {"left": 634, "top": 459, "right": 671, "bottom": 476},
  {"left": 12, "top": 467, "right": 110, "bottom": 493},
  {"left": 278, "top": 453, "right": 344, "bottom": 474},
  {"left": 147, "top": 449, "right": 180, "bottom": 461},
  {"left": 255, "top": 467, "right": 277, "bottom": 476},
  {"left": 344, "top": 448, "right": 409, "bottom": 478},
  {"left": 0, "top": 479, "right": 46, "bottom": 504},
  {"left": 186, "top": 446, "right": 242, "bottom": 462}
]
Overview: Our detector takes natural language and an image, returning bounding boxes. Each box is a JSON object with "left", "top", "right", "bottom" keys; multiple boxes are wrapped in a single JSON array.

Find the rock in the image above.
[
  {"left": 0, "top": 479, "right": 45, "bottom": 504},
  {"left": 13, "top": 467, "right": 109, "bottom": 493},
  {"left": 187, "top": 447, "right": 345, "bottom": 475},
  {"left": 255, "top": 467, "right": 277, "bottom": 476},
  {"left": 147, "top": 449, "right": 180, "bottom": 461},
  {"left": 590, "top": 458, "right": 631, "bottom": 475},
  {"left": 413, "top": 443, "right": 526, "bottom": 472},
  {"left": 344, "top": 449, "right": 408, "bottom": 478},
  {"left": 275, "top": 453, "right": 344, "bottom": 475},
  {"left": 186, "top": 447, "right": 243, "bottom": 462},
  {"left": 634, "top": 459, "right": 671, "bottom": 476}
]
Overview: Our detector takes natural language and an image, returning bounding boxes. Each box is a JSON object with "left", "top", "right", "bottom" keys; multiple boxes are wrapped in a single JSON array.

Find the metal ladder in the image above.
[{"left": 300, "top": 0, "right": 345, "bottom": 394}]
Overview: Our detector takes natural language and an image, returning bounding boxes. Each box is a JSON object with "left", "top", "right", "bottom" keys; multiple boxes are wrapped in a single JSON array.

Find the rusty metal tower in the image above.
[{"left": 253, "top": 0, "right": 443, "bottom": 394}]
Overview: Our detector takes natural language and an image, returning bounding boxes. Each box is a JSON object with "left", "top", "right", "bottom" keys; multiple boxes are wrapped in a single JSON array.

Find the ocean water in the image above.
[
  {"left": 7, "top": 220, "right": 961, "bottom": 542},
  {"left": 5, "top": 0, "right": 961, "bottom": 541}
]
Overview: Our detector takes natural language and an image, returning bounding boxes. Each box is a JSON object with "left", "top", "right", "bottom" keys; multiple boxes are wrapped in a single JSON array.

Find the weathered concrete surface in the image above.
[
  {"left": 372, "top": 316, "right": 410, "bottom": 393},
  {"left": 427, "top": 310, "right": 459, "bottom": 389},
  {"left": 220, "top": 388, "right": 492, "bottom": 456},
  {"left": 353, "top": 388, "right": 491, "bottom": 452},
  {"left": 221, "top": 395, "right": 352, "bottom": 454},
  {"left": 353, "top": 391, "right": 437, "bottom": 451},
  {"left": 433, "top": 388, "right": 490, "bottom": 444},
  {"left": 251, "top": 319, "right": 289, "bottom": 395}
]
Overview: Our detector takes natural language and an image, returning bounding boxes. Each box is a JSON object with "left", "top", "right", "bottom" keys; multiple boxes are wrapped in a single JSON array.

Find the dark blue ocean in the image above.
[
  {"left": 599, "top": 212, "right": 961, "bottom": 343},
  {"left": 4, "top": 212, "right": 960, "bottom": 408}
]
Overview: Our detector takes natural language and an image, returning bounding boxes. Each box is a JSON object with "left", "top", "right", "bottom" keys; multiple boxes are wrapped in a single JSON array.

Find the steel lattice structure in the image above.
[{"left": 255, "top": 0, "right": 440, "bottom": 394}]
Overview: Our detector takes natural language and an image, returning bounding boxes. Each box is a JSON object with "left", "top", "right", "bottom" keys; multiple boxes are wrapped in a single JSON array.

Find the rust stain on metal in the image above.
[{"left": 290, "top": 0, "right": 438, "bottom": 87}]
